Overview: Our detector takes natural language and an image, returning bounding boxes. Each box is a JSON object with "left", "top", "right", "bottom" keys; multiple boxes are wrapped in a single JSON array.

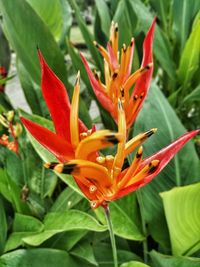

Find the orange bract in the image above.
[{"left": 81, "top": 19, "right": 156, "bottom": 128}]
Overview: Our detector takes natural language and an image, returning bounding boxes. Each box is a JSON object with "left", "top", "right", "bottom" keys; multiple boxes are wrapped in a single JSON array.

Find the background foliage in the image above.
[{"left": 0, "top": 0, "right": 199, "bottom": 266}]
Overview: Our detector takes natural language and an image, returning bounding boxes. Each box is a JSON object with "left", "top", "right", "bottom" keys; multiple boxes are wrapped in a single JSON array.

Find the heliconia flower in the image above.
[
  {"left": 20, "top": 51, "right": 199, "bottom": 209},
  {"left": 81, "top": 19, "right": 156, "bottom": 129},
  {"left": 42, "top": 99, "right": 199, "bottom": 208}
]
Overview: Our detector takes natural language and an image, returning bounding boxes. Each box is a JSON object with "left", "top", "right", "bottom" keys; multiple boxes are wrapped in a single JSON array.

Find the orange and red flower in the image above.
[
  {"left": 81, "top": 19, "right": 156, "bottom": 129},
  {"left": 21, "top": 51, "right": 199, "bottom": 208}
]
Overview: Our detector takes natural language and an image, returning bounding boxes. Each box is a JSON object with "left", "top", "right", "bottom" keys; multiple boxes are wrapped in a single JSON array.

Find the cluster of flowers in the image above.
[
  {"left": 0, "top": 111, "right": 22, "bottom": 154},
  {"left": 21, "top": 20, "right": 198, "bottom": 208}
]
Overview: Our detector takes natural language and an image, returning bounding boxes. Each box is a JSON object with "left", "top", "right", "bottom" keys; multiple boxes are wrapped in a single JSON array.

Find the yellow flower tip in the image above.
[
  {"left": 54, "top": 163, "right": 64, "bottom": 173},
  {"left": 96, "top": 156, "right": 106, "bottom": 164},
  {"left": 148, "top": 160, "right": 160, "bottom": 174},
  {"left": 94, "top": 70, "right": 100, "bottom": 80},
  {"left": 130, "top": 37, "right": 134, "bottom": 46},
  {"left": 105, "top": 133, "right": 122, "bottom": 145},
  {"left": 112, "top": 71, "right": 118, "bottom": 80},
  {"left": 120, "top": 87, "right": 125, "bottom": 98},
  {"left": 145, "top": 62, "right": 153, "bottom": 70},
  {"left": 114, "top": 22, "right": 118, "bottom": 32},
  {"left": 93, "top": 40, "right": 99, "bottom": 48},
  {"left": 122, "top": 43, "right": 127, "bottom": 52},
  {"left": 136, "top": 146, "right": 143, "bottom": 158},
  {"left": 145, "top": 128, "right": 157, "bottom": 138},
  {"left": 75, "top": 70, "right": 80, "bottom": 85},
  {"left": 44, "top": 162, "right": 51, "bottom": 169},
  {"left": 89, "top": 185, "right": 97, "bottom": 194}
]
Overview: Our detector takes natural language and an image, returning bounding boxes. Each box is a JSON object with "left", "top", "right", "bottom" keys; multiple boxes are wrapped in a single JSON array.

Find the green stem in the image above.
[
  {"left": 137, "top": 189, "right": 148, "bottom": 264},
  {"left": 103, "top": 204, "right": 118, "bottom": 267}
]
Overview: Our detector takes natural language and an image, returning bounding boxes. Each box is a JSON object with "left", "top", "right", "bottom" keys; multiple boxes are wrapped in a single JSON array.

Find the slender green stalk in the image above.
[
  {"left": 103, "top": 204, "right": 118, "bottom": 267},
  {"left": 137, "top": 189, "right": 148, "bottom": 263}
]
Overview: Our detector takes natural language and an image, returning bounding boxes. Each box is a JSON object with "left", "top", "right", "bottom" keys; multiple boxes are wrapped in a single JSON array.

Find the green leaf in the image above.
[
  {"left": 22, "top": 211, "right": 106, "bottom": 246},
  {"left": 16, "top": 59, "right": 44, "bottom": 116},
  {"left": 0, "top": 248, "right": 93, "bottom": 267},
  {"left": 183, "top": 84, "right": 200, "bottom": 103},
  {"left": 150, "top": 250, "right": 200, "bottom": 267},
  {"left": 0, "top": 168, "right": 30, "bottom": 214},
  {"left": 0, "top": 0, "right": 68, "bottom": 87},
  {"left": 0, "top": 198, "right": 7, "bottom": 255},
  {"left": 95, "top": 0, "right": 111, "bottom": 38},
  {"left": 120, "top": 261, "right": 150, "bottom": 267},
  {"left": 68, "top": 0, "right": 103, "bottom": 73},
  {"left": 177, "top": 15, "right": 200, "bottom": 89},
  {"left": 94, "top": 243, "right": 141, "bottom": 267},
  {"left": 173, "top": 0, "right": 200, "bottom": 53},
  {"left": 26, "top": 0, "right": 72, "bottom": 42},
  {"left": 148, "top": 0, "right": 170, "bottom": 31},
  {"left": 70, "top": 239, "right": 98, "bottom": 266},
  {"left": 95, "top": 194, "right": 144, "bottom": 241},
  {"left": 133, "top": 82, "right": 199, "bottom": 249},
  {"left": 0, "top": 24, "right": 10, "bottom": 71},
  {"left": 128, "top": 0, "right": 176, "bottom": 80},
  {"left": 5, "top": 213, "right": 44, "bottom": 252},
  {"left": 51, "top": 187, "right": 83, "bottom": 212},
  {"left": 161, "top": 183, "right": 200, "bottom": 256}
]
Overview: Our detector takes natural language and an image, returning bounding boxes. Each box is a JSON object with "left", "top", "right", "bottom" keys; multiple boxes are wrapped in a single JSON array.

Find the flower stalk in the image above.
[{"left": 103, "top": 204, "right": 118, "bottom": 267}]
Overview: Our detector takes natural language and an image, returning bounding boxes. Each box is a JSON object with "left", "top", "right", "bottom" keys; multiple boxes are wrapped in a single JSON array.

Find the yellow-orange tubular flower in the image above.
[
  {"left": 81, "top": 19, "right": 156, "bottom": 129},
  {"left": 21, "top": 51, "right": 199, "bottom": 209}
]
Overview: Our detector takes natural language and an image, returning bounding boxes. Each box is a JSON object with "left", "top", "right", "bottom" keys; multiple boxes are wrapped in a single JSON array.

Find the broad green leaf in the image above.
[
  {"left": 94, "top": 243, "right": 141, "bottom": 267},
  {"left": 68, "top": 0, "right": 103, "bottom": 73},
  {"left": 70, "top": 239, "right": 98, "bottom": 266},
  {"left": 0, "top": 0, "right": 68, "bottom": 87},
  {"left": 161, "top": 183, "right": 200, "bottom": 256},
  {"left": 0, "top": 198, "right": 7, "bottom": 255},
  {"left": 133, "top": 82, "right": 199, "bottom": 249},
  {"left": 95, "top": 0, "right": 111, "bottom": 38},
  {"left": 23, "top": 211, "right": 106, "bottom": 246},
  {"left": 95, "top": 194, "right": 144, "bottom": 241},
  {"left": 0, "top": 248, "right": 93, "bottom": 267},
  {"left": 177, "top": 15, "right": 200, "bottom": 89},
  {"left": 173, "top": 0, "right": 200, "bottom": 53},
  {"left": 150, "top": 250, "right": 200, "bottom": 267},
  {"left": 128, "top": 0, "right": 176, "bottom": 80},
  {"left": 183, "top": 84, "right": 200, "bottom": 103},
  {"left": 16, "top": 59, "right": 44, "bottom": 116},
  {"left": 41, "top": 230, "right": 87, "bottom": 251},
  {"left": 0, "top": 168, "right": 30, "bottom": 214},
  {"left": 0, "top": 24, "right": 10, "bottom": 71},
  {"left": 5, "top": 213, "right": 44, "bottom": 252},
  {"left": 51, "top": 187, "right": 83, "bottom": 212},
  {"left": 27, "top": 0, "right": 72, "bottom": 42},
  {"left": 120, "top": 261, "right": 150, "bottom": 267},
  {"left": 148, "top": 0, "right": 170, "bottom": 31}
]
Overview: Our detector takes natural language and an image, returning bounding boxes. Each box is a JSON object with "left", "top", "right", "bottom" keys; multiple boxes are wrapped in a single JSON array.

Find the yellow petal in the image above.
[
  {"left": 70, "top": 71, "right": 80, "bottom": 149},
  {"left": 112, "top": 100, "right": 126, "bottom": 179},
  {"left": 125, "top": 128, "right": 157, "bottom": 156},
  {"left": 75, "top": 130, "right": 122, "bottom": 159},
  {"left": 118, "top": 146, "right": 143, "bottom": 189},
  {"left": 126, "top": 160, "right": 159, "bottom": 186},
  {"left": 59, "top": 159, "right": 112, "bottom": 187},
  {"left": 123, "top": 63, "right": 153, "bottom": 92}
]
